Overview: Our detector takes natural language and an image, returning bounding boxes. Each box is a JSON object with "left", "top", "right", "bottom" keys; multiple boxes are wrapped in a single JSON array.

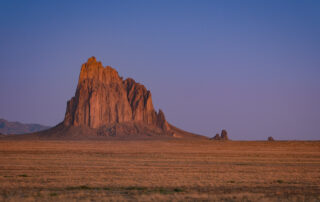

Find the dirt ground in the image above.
[{"left": 0, "top": 140, "right": 319, "bottom": 201}]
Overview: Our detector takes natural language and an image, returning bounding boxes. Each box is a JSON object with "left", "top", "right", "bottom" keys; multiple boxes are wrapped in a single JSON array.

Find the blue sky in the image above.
[{"left": 0, "top": 0, "right": 319, "bottom": 139}]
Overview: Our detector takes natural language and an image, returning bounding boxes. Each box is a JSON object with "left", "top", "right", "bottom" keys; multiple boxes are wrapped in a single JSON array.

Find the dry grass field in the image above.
[{"left": 0, "top": 140, "right": 319, "bottom": 201}]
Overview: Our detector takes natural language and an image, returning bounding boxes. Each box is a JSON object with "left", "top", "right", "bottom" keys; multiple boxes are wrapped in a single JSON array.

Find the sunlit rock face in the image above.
[{"left": 63, "top": 57, "right": 170, "bottom": 132}]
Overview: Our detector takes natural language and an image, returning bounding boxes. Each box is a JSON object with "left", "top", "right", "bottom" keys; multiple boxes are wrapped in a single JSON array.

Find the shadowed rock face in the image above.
[
  {"left": 123, "top": 78, "right": 156, "bottom": 124},
  {"left": 63, "top": 57, "right": 169, "bottom": 133}
]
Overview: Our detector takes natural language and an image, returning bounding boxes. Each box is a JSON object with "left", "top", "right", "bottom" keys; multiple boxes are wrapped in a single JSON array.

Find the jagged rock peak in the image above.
[
  {"left": 63, "top": 57, "right": 170, "bottom": 134},
  {"left": 78, "top": 57, "right": 121, "bottom": 85}
]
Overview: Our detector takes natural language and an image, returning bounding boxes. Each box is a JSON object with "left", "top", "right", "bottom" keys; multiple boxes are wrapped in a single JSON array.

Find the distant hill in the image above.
[{"left": 0, "top": 118, "right": 50, "bottom": 135}]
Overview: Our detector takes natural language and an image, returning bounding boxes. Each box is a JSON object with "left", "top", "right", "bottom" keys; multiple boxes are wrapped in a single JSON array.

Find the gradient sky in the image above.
[{"left": 0, "top": 0, "right": 319, "bottom": 140}]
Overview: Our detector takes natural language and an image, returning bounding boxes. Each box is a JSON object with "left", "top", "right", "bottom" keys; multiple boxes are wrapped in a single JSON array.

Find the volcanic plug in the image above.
[{"left": 8, "top": 57, "right": 205, "bottom": 139}]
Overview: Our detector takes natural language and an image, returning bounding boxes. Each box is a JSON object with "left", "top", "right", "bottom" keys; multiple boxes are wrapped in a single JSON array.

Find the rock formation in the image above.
[
  {"left": 220, "top": 129, "right": 229, "bottom": 140},
  {"left": 211, "top": 129, "right": 229, "bottom": 141},
  {"left": 268, "top": 136, "right": 275, "bottom": 141},
  {"left": 63, "top": 57, "right": 169, "bottom": 134},
  {"left": 211, "top": 133, "right": 221, "bottom": 140},
  {"left": 56, "top": 56, "right": 186, "bottom": 138},
  {"left": 3, "top": 57, "right": 207, "bottom": 140}
]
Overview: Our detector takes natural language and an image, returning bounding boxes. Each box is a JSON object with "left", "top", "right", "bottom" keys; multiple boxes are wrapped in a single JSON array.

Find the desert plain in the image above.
[{"left": 0, "top": 140, "right": 319, "bottom": 201}]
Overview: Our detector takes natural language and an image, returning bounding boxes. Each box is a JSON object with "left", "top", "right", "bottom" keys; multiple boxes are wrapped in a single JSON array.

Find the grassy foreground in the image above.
[{"left": 0, "top": 140, "right": 319, "bottom": 201}]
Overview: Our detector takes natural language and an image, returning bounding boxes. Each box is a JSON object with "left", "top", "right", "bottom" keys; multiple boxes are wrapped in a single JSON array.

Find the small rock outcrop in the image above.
[
  {"left": 268, "top": 136, "right": 275, "bottom": 141},
  {"left": 211, "top": 133, "right": 221, "bottom": 140},
  {"left": 211, "top": 129, "right": 229, "bottom": 141},
  {"left": 220, "top": 129, "right": 229, "bottom": 140}
]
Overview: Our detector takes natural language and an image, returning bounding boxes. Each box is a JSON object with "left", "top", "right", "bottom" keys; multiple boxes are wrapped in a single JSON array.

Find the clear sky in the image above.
[{"left": 0, "top": 0, "right": 319, "bottom": 140}]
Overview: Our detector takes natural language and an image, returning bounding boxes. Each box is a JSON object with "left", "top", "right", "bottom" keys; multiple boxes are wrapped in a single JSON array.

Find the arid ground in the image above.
[{"left": 0, "top": 140, "right": 319, "bottom": 201}]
